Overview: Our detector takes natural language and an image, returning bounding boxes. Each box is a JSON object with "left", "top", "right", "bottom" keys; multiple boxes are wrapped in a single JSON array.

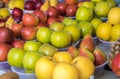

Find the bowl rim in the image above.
[
  {"left": 98, "top": 38, "right": 115, "bottom": 44},
  {"left": 11, "top": 66, "right": 35, "bottom": 75},
  {"left": 0, "top": 61, "right": 8, "bottom": 64}
]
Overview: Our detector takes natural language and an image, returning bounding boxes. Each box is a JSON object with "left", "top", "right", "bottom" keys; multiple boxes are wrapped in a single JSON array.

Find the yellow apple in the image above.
[
  {"left": 53, "top": 51, "right": 73, "bottom": 63},
  {"left": 35, "top": 56, "right": 56, "bottom": 79},
  {"left": 71, "top": 56, "right": 95, "bottom": 79},
  {"left": 53, "top": 62, "right": 79, "bottom": 79}
]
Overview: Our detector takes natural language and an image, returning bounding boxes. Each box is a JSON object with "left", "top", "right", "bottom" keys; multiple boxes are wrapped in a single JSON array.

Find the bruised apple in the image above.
[
  {"left": 22, "top": 13, "right": 39, "bottom": 26},
  {"left": 0, "top": 43, "right": 12, "bottom": 62}
]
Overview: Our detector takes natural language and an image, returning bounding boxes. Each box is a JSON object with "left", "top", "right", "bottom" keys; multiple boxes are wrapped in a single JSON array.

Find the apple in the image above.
[
  {"left": 11, "top": 39, "right": 25, "bottom": 49},
  {"left": 81, "top": 1, "right": 94, "bottom": 10},
  {"left": 36, "top": 22, "right": 49, "bottom": 29},
  {"left": 10, "top": 23, "right": 24, "bottom": 38},
  {"left": 36, "top": 27, "right": 52, "bottom": 43},
  {"left": 38, "top": 43, "right": 58, "bottom": 56},
  {"left": 0, "top": 43, "right": 12, "bottom": 62},
  {"left": 53, "top": 51, "right": 73, "bottom": 63},
  {"left": 13, "top": 16, "right": 22, "bottom": 23},
  {"left": 65, "top": 0, "right": 77, "bottom": 5},
  {"left": 12, "top": 7, "right": 23, "bottom": 18},
  {"left": 7, "top": 48, "right": 26, "bottom": 67},
  {"left": 50, "top": 22, "right": 65, "bottom": 31},
  {"left": 22, "top": 13, "right": 39, "bottom": 26},
  {"left": 23, "top": 51, "right": 41, "bottom": 73},
  {"left": 0, "top": 18, "right": 5, "bottom": 27},
  {"left": 0, "top": 27, "right": 14, "bottom": 44},
  {"left": 23, "top": 40, "right": 41, "bottom": 52},
  {"left": 21, "top": 26, "right": 37, "bottom": 41},
  {"left": 66, "top": 4, "right": 78, "bottom": 17},
  {"left": 56, "top": 2, "right": 67, "bottom": 15},
  {"left": 35, "top": 1, "right": 43, "bottom": 9},
  {"left": 47, "top": 6, "right": 59, "bottom": 18},
  {"left": 53, "top": 62, "right": 79, "bottom": 79},
  {"left": 35, "top": 56, "right": 56, "bottom": 79},
  {"left": 78, "top": 21, "right": 94, "bottom": 37},
  {"left": 33, "top": 9, "right": 47, "bottom": 23},
  {"left": 64, "top": 24, "right": 81, "bottom": 42},
  {"left": 50, "top": 31, "right": 72, "bottom": 48},
  {"left": 47, "top": 17, "right": 60, "bottom": 25},
  {"left": 24, "top": 1, "right": 35, "bottom": 10}
]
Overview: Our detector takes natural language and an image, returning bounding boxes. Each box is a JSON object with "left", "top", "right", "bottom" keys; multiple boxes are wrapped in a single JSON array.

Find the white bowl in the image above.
[
  {"left": 0, "top": 61, "right": 11, "bottom": 71},
  {"left": 11, "top": 66, "right": 37, "bottom": 79},
  {"left": 94, "top": 57, "right": 109, "bottom": 77}
]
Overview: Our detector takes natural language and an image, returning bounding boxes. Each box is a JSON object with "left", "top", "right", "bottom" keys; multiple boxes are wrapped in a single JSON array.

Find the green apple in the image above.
[
  {"left": 62, "top": 17, "right": 77, "bottom": 26},
  {"left": 64, "top": 24, "right": 81, "bottom": 42},
  {"left": 81, "top": 1, "right": 95, "bottom": 10},
  {"left": 23, "top": 51, "right": 41, "bottom": 73},
  {"left": 91, "top": 0, "right": 105, "bottom": 3},
  {"left": 51, "top": 31, "right": 72, "bottom": 48},
  {"left": 23, "top": 40, "right": 41, "bottom": 52},
  {"left": 38, "top": 43, "right": 58, "bottom": 56},
  {"left": 78, "top": 21, "right": 94, "bottom": 37},
  {"left": 76, "top": 6, "right": 93, "bottom": 22},
  {"left": 7, "top": 48, "right": 26, "bottom": 68},
  {"left": 50, "top": 22, "right": 65, "bottom": 31},
  {"left": 36, "top": 27, "right": 53, "bottom": 43}
]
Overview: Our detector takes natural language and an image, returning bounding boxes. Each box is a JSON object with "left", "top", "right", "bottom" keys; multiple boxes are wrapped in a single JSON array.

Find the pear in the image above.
[
  {"left": 93, "top": 48, "right": 107, "bottom": 66},
  {"left": 40, "top": 0, "right": 50, "bottom": 12},
  {"left": 80, "top": 34, "right": 95, "bottom": 52},
  {"left": 79, "top": 47, "right": 95, "bottom": 62},
  {"left": 50, "top": 0, "right": 58, "bottom": 7}
]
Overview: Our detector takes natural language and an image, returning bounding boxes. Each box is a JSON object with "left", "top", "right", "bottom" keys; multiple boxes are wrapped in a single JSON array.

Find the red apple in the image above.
[
  {"left": 22, "top": 13, "right": 39, "bottom": 26},
  {"left": 111, "top": 53, "right": 120, "bottom": 76},
  {"left": 0, "top": 27, "right": 14, "bottom": 44},
  {"left": 10, "top": 23, "right": 24, "bottom": 38},
  {"left": 33, "top": 9, "right": 47, "bottom": 23},
  {"left": 56, "top": 2, "right": 67, "bottom": 15},
  {"left": 21, "top": 26, "right": 37, "bottom": 40},
  {"left": 47, "top": 6, "right": 59, "bottom": 18},
  {"left": 0, "top": 43, "right": 12, "bottom": 62},
  {"left": 65, "top": 0, "right": 77, "bottom": 5},
  {"left": 24, "top": 1, "right": 35, "bottom": 10},
  {"left": 36, "top": 22, "right": 49, "bottom": 29},
  {"left": 47, "top": 17, "right": 60, "bottom": 25},
  {"left": 66, "top": 4, "right": 78, "bottom": 17},
  {"left": 12, "top": 7, "right": 23, "bottom": 18},
  {"left": 35, "top": 1, "right": 43, "bottom": 9},
  {"left": 11, "top": 39, "right": 25, "bottom": 49}
]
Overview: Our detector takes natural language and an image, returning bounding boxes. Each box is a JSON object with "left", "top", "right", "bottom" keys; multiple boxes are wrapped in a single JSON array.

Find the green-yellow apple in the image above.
[
  {"left": 64, "top": 24, "right": 81, "bottom": 42},
  {"left": 7, "top": 48, "right": 26, "bottom": 68},
  {"left": 23, "top": 51, "right": 41, "bottom": 73},
  {"left": 35, "top": 56, "right": 56, "bottom": 79},
  {"left": 38, "top": 43, "right": 58, "bottom": 56},
  {"left": 81, "top": 1, "right": 95, "bottom": 10},
  {"left": 23, "top": 40, "right": 41, "bottom": 52},
  {"left": 50, "top": 22, "right": 65, "bottom": 31},
  {"left": 62, "top": 17, "right": 77, "bottom": 26},
  {"left": 78, "top": 21, "right": 94, "bottom": 37},
  {"left": 50, "top": 31, "right": 72, "bottom": 48},
  {"left": 53, "top": 62, "right": 79, "bottom": 79},
  {"left": 36, "top": 27, "right": 53, "bottom": 43},
  {"left": 76, "top": 6, "right": 93, "bottom": 21}
]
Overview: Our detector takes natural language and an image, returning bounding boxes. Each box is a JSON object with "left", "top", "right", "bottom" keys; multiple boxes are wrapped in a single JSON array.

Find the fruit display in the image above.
[{"left": 0, "top": 0, "right": 120, "bottom": 79}]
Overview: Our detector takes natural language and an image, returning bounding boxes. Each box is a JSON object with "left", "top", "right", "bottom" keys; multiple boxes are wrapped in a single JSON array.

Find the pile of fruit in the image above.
[{"left": 0, "top": 0, "right": 120, "bottom": 78}]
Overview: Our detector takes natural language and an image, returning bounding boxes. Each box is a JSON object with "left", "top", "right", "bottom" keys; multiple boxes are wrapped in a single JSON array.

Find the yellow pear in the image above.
[
  {"left": 7, "top": 0, "right": 14, "bottom": 9},
  {"left": 40, "top": 0, "right": 50, "bottom": 12}
]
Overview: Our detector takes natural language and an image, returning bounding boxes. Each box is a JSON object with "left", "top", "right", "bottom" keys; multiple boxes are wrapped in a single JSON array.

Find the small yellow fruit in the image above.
[
  {"left": 71, "top": 56, "right": 95, "bottom": 79},
  {"left": 14, "top": 0, "right": 24, "bottom": 10},
  {"left": 0, "top": 8, "right": 10, "bottom": 18},
  {"left": 53, "top": 62, "right": 79, "bottom": 79},
  {"left": 96, "top": 23, "right": 112, "bottom": 41},
  {"left": 108, "top": 7, "right": 120, "bottom": 25},
  {"left": 53, "top": 51, "right": 73, "bottom": 63},
  {"left": 111, "top": 24, "right": 120, "bottom": 41}
]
